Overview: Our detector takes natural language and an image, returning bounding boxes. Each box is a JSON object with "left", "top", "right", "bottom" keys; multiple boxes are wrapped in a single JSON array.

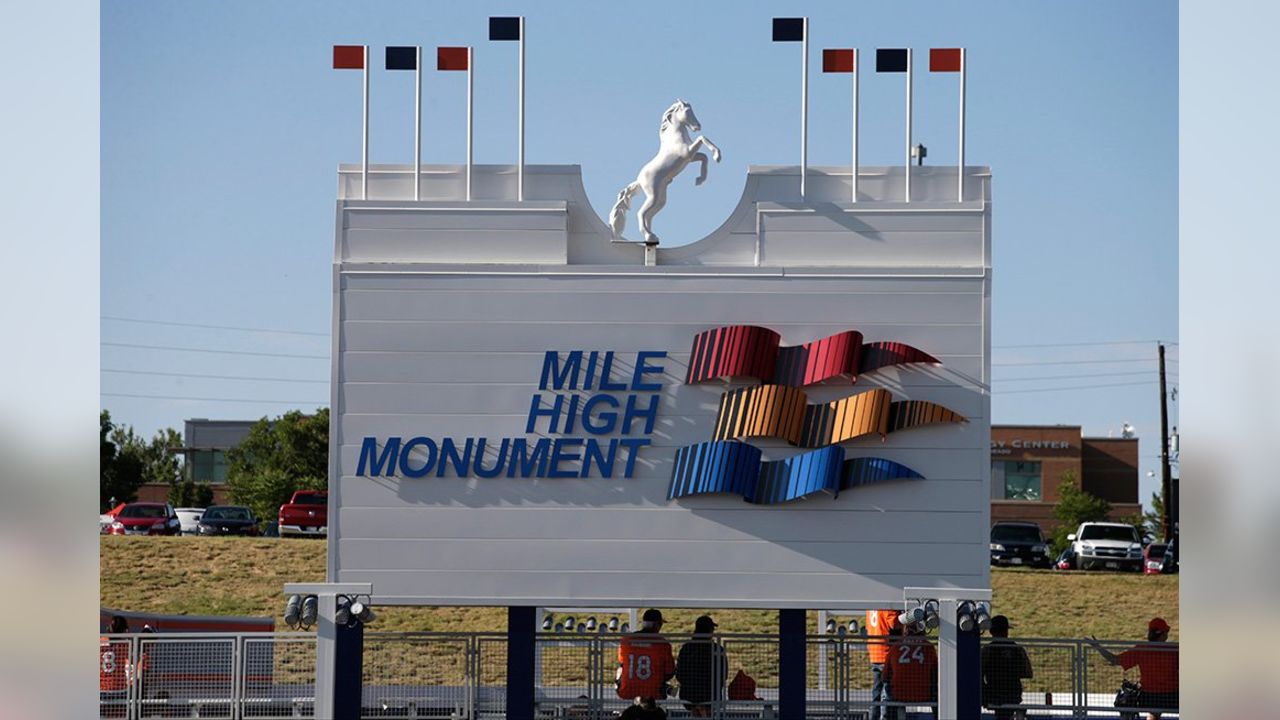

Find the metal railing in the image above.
[{"left": 100, "top": 632, "right": 1178, "bottom": 719}]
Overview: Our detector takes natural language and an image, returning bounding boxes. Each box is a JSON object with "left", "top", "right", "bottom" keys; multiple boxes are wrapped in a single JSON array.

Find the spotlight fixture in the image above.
[
  {"left": 350, "top": 600, "right": 375, "bottom": 624},
  {"left": 825, "top": 618, "right": 837, "bottom": 634},
  {"left": 554, "top": 623, "right": 565, "bottom": 633},
  {"left": 563, "top": 616, "right": 576, "bottom": 629},
  {"left": 335, "top": 596, "right": 352, "bottom": 626},
  {"left": 848, "top": 618, "right": 860, "bottom": 635},
  {"left": 608, "top": 617, "right": 619, "bottom": 632},
  {"left": 898, "top": 607, "right": 925, "bottom": 626},
  {"left": 620, "top": 622, "right": 630, "bottom": 633},
  {"left": 542, "top": 616, "right": 554, "bottom": 631},
  {"left": 586, "top": 617, "right": 597, "bottom": 632},
  {"left": 576, "top": 622, "right": 586, "bottom": 633},
  {"left": 836, "top": 625, "right": 848, "bottom": 636},
  {"left": 284, "top": 595, "right": 302, "bottom": 628},
  {"left": 957, "top": 602, "right": 976, "bottom": 633},
  {"left": 975, "top": 602, "right": 991, "bottom": 632},
  {"left": 300, "top": 596, "right": 318, "bottom": 628}
]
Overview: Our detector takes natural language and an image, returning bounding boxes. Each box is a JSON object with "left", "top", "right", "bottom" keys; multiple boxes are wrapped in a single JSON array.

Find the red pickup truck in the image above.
[{"left": 277, "top": 490, "right": 328, "bottom": 538}]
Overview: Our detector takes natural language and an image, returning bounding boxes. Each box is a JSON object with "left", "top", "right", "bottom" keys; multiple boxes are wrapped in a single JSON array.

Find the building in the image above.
[
  {"left": 133, "top": 419, "right": 257, "bottom": 504},
  {"left": 990, "top": 424, "right": 1141, "bottom": 533}
]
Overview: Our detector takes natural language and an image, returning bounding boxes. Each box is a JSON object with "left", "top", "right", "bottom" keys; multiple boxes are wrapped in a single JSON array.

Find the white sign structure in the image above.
[{"left": 329, "top": 163, "right": 991, "bottom": 608}]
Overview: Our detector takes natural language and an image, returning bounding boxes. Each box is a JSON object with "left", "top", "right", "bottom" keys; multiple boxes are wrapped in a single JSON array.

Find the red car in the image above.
[
  {"left": 106, "top": 502, "right": 181, "bottom": 536},
  {"left": 1143, "top": 542, "right": 1169, "bottom": 574},
  {"left": 278, "top": 490, "right": 328, "bottom": 538}
]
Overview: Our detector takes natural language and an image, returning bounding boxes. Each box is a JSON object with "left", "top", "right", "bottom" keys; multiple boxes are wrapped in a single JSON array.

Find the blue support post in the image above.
[
  {"left": 333, "top": 618, "right": 364, "bottom": 719},
  {"left": 779, "top": 609, "right": 807, "bottom": 720},
  {"left": 956, "top": 627, "right": 982, "bottom": 719},
  {"left": 507, "top": 606, "right": 537, "bottom": 720}
]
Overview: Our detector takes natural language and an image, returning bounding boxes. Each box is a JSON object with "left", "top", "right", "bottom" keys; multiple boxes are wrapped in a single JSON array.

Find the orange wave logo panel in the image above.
[{"left": 712, "top": 385, "right": 808, "bottom": 445}]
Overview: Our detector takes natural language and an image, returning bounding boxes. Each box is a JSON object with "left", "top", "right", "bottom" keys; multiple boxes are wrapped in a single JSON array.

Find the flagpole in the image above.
[
  {"left": 518, "top": 16, "right": 525, "bottom": 202},
  {"left": 467, "top": 47, "right": 474, "bottom": 202},
  {"left": 414, "top": 46, "right": 422, "bottom": 202},
  {"left": 958, "top": 48, "right": 966, "bottom": 202},
  {"left": 904, "top": 47, "right": 912, "bottom": 203},
  {"left": 852, "top": 48, "right": 859, "bottom": 203},
  {"left": 362, "top": 45, "right": 369, "bottom": 200},
  {"left": 800, "top": 17, "right": 809, "bottom": 201}
]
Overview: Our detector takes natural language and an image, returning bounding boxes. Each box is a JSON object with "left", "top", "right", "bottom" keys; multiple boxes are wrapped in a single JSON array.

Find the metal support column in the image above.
[
  {"left": 283, "top": 582, "right": 372, "bottom": 720},
  {"left": 507, "top": 606, "right": 537, "bottom": 720},
  {"left": 779, "top": 609, "right": 807, "bottom": 720},
  {"left": 955, "top": 621, "right": 981, "bottom": 719},
  {"left": 333, "top": 616, "right": 365, "bottom": 718}
]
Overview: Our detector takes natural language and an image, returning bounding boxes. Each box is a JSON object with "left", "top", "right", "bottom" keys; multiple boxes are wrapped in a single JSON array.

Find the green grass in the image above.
[{"left": 101, "top": 537, "right": 1178, "bottom": 641}]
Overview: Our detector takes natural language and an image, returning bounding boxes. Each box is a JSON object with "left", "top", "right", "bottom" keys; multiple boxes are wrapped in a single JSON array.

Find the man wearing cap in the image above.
[
  {"left": 1088, "top": 618, "right": 1178, "bottom": 720},
  {"left": 676, "top": 615, "right": 728, "bottom": 717},
  {"left": 883, "top": 621, "right": 938, "bottom": 720},
  {"left": 617, "top": 609, "right": 677, "bottom": 704},
  {"left": 980, "top": 615, "right": 1032, "bottom": 720}
]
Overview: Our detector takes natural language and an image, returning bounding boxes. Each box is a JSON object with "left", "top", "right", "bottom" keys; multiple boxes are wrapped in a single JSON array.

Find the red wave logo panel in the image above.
[{"left": 685, "top": 326, "right": 939, "bottom": 386}]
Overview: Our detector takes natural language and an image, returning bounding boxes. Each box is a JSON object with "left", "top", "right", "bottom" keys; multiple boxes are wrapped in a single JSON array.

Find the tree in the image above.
[
  {"left": 101, "top": 411, "right": 187, "bottom": 511},
  {"left": 101, "top": 410, "right": 144, "bottom": 511},
  {"left": 1047, "top": 471, "right": 1112, "bottom": 556},
  {"left": 226, "top": 409, "right": 329, "bottom": 522}
]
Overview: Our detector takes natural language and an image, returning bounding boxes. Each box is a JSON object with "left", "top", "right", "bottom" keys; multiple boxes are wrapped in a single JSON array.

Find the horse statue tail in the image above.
[{"left": 608, "top": 181, "right": 641, "bottom": 239}]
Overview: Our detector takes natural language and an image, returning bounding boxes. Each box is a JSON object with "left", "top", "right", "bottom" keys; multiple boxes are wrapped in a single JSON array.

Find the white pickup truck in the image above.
[{"left": 1068, "top": 522, "right": 1143, "bottom": 572}]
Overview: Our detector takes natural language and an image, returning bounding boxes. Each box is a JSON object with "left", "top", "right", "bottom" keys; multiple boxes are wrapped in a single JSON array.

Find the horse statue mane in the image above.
[{"left": 609, "top": 99, "right": 723, "bottom": 246}]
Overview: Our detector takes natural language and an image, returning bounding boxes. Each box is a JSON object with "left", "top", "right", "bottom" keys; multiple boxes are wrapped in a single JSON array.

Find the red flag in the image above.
[
  {"left": 437, "top": 47, "right": 469, "bottom": 71},
  {"left": 332, "top": 45, "right": 364, "bottom": 70},
  {"left": 929, "top": 48, "right": 962, "bottom": 72},
  {"left": 823, "top": 49, "right": 855, "bottom": 73}
]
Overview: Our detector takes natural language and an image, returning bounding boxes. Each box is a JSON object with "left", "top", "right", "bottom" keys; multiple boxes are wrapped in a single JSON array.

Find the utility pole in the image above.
[{"left": 1158, "top": 343, "right": 1172, "bottom": 541}]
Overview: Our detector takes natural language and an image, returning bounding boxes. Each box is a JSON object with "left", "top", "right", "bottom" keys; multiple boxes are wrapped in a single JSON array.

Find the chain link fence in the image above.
[{"left": 100, "top": 632, "right": 1178, "bottom": 719}]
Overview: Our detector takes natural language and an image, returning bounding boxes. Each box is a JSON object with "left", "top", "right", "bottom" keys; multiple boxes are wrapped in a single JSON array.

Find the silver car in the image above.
[{"left": 175, "top": 508, "right": 205, "bottom": 535}]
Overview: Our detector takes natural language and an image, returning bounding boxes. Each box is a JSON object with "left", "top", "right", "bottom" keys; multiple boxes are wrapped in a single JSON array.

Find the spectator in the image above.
[
  {"left": 981, "top": 615, "right": 1032, "bottom": 720},
  {"left": 619, "top": 697, "right": 668, "bottom": 720},
  {"left": 100, "top": 615, "right": 132, "bottom": 718},
  {"left": 676, "top": 615, "right": 728, "bottom": 717},
  {"left": 617, "top": 609, "right": 676, "bottom": 703},
  {"left": 1088, "top": 618, "right": 1178, "bottom": 720},
  {"left": 865, "top": 608, "right": 902, "bottom": 720},
  {"left": 884, "top": 622, "right": 938, "bottom": 720}
]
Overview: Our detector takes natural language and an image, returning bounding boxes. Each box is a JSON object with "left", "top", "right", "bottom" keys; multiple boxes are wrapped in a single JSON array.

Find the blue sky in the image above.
[{"left": 101, "top": 1, "right": 1177, "bottom": 506}]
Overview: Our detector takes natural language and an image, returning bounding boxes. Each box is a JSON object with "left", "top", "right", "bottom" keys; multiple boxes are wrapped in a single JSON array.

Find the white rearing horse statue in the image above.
[{"left": 609, "top": 99, "right": 722, "bottom": 245}]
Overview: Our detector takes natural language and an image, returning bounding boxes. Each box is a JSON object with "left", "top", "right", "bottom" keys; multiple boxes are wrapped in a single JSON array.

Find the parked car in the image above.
[
  {"left": 106, "top": 502, "right": 181, "bottom": 536},
  {"left": 174, "top": 507, "right": 205, "bottom": 535},
  {"left": 195, "top": 505, "right": 260, "bottom": 536},
  {"left": 989, "top": 521, "right": 1053, "bottom": 568},
  {"left": 1054, "top": 547, "right": 1077, "bottom": 570},
  {"left": 1143, "top": 542, "right": 1169, "bottom": 574},
  {"left": 99, "top": 503, "right": 125, "bottom": 534},
  {"left": 1068, "top": 522, "right": 1143, "bottom": 572},
  {"left": 278, "top": 490, "right": 328, "bottom": 538}
]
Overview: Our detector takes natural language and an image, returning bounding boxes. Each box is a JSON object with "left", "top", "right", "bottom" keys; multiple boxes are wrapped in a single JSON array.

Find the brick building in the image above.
[{"left": 990, "top": 425, "right": 1140, "bottom": 534}]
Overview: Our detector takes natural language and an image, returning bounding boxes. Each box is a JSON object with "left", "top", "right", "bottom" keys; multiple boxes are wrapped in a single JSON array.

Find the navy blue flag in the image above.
[
  {"left": 772, "top": 17, "right": 805, "bottom": 42},
  {"left": 385, "top": 46, "right": 417, "bottom": 70},
  {"left": 876, "top": 48, "right": 909, "bottom": 72},
  {"left": 489, "top": 16, "right": 521, "bottom": 41}
]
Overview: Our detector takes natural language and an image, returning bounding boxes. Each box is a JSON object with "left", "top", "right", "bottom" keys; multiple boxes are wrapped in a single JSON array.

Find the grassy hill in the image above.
[{"left": 100, "top": 536, "right": 1178, "bottom": 640}]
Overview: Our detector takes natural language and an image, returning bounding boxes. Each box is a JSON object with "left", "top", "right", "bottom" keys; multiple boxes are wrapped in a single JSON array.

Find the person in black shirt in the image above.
[
  {"left": 675, "top": 615, "right": 728, "bottom": 717},
  {"left": 981, "top": 615, "right": 1032, "bottom": 720},
  {"left": 619, "top": 696, "right": 668, "bottom": 720}
]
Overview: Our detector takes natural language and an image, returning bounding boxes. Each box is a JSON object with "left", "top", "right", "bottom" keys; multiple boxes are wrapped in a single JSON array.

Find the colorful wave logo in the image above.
[{"left": 670, "top": 326, "right": 964, "bottom": 505}]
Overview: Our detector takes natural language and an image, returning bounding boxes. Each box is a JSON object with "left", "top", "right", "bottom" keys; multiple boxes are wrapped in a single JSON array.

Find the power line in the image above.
[
  {"left": 992, "top": 339, "right": 1161, "bottom": 350},
  {"left": 993, "top": 379, "right": 1167, "bottom": 394},
  {"left": 101, "top": 342, "right": 328, "bottom": 360},
  {"left": 994, "top": 370, "right": 1174, "bottom": 383},
  {"left": 992, "top": 358, "right": 1154, "bottom": 367},
  {"left": 102, "top": 315, "right": 329, "bottom": 337},
  {"left": 102, "top": 368, "right": 328, "bottom": 384},
  {"left": 102, "top": 392, "right": 327, "bottom": 405}
]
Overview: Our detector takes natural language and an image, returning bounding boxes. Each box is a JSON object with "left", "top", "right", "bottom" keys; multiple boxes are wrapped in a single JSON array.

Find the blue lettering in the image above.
[
  {"left": 563, "top": 394, "right": 581, "bottom": 434},
  {"left": 598, "top": 351, "right": 627, "bottom": 391},
  {"left": 357, "top": 436, "right": 401, "bottom": 477},
  {"left": 622, "top": 394, "right": 660, "bottom": 434},
  {"left": 581, "top": 438, "right": 618, "bottom": 477},
  {"left": 618, "top": 438, "right": 651, "bottom": 477},
  {"left": 632, "top": 351, "right": 667, "bottom": 391},
  {"left": 473, "top": 438, "right": 508, "bottom": 478},
  {"left": 539, "top": 350, "right": 583, "bottom": 390},
  {"left": 507, "top": 438, "right": 551, "bottom": 477},
  {"left": 548, "top": 438, "right": 584, "bottom": 478},
  {"left": 398, "top": 437, "right": 438, "bottom": 478},
  {"left": 437, "top": 437, "right": 474, "bottom": 477},
  {"left": 581, "top": 394, "right": 619, "bottom": 434},
  {"left": 585, "top": 350, "right": 599, "bottom": 390},
  {"left": 525, "top": 393, "right": 564, "bottom": 433}
]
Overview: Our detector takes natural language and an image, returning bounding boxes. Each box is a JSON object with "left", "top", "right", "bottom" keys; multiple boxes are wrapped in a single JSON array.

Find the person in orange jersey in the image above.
[
  {"left": 865, "top": 608, "right": 902, "bottom": 720},
  {"left": 617, "top": 609, "right": 676, "bottom": 703},
  {"left": 1088, "top": 617, "right": 1178, "bottom": 720},
  {"left": 884, "top": 622, "right": 938, "bottom": 720}
]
